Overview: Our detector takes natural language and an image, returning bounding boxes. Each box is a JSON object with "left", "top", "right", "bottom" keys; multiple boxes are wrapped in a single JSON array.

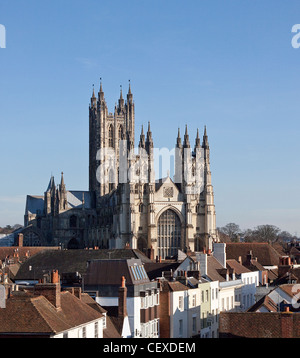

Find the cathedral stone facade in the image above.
[{"left": 23, "top": 80, "right": 218, "bottom": 258}]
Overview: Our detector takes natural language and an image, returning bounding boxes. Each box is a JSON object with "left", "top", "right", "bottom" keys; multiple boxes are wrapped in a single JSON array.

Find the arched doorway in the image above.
[
  {"left": 157, "top": 209, "right": 181, "bottom": 259},
  {"left": 137, "top": 236, "right": 147, "bottom": 254},
  {"left": 67, "top": 237, "right": 80, "bottom": 249}
]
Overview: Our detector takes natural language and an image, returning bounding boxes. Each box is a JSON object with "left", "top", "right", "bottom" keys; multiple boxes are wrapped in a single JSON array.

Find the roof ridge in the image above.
[
  {"left": 30, "top": 296, "right": 62, "bottom": 334},
  {"left": 31, "top": 295, "right": 72, "bottom": 334}
]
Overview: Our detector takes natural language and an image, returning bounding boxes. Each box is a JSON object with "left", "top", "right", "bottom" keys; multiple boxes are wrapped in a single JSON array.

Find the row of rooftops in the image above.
[
  {"left": 0, "top": 241, "right": 300, "bottom": 338},
  {"left": 0, "top": 240, "right": 299, "bottom": 285}
]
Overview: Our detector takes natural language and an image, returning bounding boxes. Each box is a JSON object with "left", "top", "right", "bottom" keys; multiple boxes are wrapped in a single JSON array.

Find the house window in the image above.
[
  {"left": 179, "top": 296, "right": 184, "bottom": 310},
  {"left": 192, "top": 294, "right": 196, "bottom": 307},
  {"left": 63, "top": 332, "right": 68, "bottom": 338},
  {"left": 192, "top": 316, "right": 196, "bottom": 333},
  {"left": 179, "top": 319, "right": 183, "bottom": 336},
  {"left": 82, "top": 326, "right": 86, "bottom": 338}
]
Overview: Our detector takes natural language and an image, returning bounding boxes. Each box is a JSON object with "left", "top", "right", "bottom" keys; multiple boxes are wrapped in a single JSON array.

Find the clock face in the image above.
[{"left": 0, "top": 285, "right": 5, "bottom": 308}]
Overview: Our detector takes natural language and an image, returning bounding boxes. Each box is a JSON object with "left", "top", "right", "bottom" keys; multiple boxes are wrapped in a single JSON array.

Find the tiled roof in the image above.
[
  {"left": 226, "top": 243, "right": 281, "bottom": 266},
  {"left": 206, "top": 256, "right": 226, "bottom": 282},
  {"left": 0, "top": 246, "right": 60, "bottom": 263},
  {"left": 78, "top": 294, "right": 121, "bottom": 338},
  {"left": 279, "top": 284, "right": 299, "bottom": 298},
  {"left": 244, "top": 259, "right": 266, "bottom": 272},
  {"left": 219, "top": 312, "right": 300, "bottom": 338},
  {"left": 0, "top": 290, "right": 103, "bottom": 336},
  {"left": 167, "top": 281, "right": 189, "bottom": 292},
  {"left": 226, "top": 259, "right": 251, "bottom": 274},
  {"left": 247, "top": 294, "right": 278, "bottom": 312},
  {"left": 102, "top": 306, "right": 124, "bottom": 336}
]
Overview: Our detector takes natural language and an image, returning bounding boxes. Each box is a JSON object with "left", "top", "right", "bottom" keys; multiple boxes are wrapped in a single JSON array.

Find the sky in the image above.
[{"left": 0, "top": 0, "right": 300, "bottom": 235}]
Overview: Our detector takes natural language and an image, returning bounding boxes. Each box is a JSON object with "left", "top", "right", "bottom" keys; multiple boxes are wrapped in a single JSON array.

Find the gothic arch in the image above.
[
  {"left": 67, "top": 237, "right": 80, "bottom": 249},
  {"left": 108, "top": 124, "right": 114, "bottom": 147},
  {"left": 155, "top": 206, "right": 184, "bottom": 227},
  {"left": 137, "top": 236, "right": 147, "bottom": 254},
  {"left": 118, "top": 124, "right": 124, "bottom": 140},
  {"left": 156, "top": 208, "right": 183, "bottom": 259}
]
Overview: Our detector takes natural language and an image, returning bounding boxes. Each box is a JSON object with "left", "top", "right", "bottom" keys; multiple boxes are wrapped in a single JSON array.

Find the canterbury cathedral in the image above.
[{"left": 23, "top": 80, "right": 218, "bottom": 259}]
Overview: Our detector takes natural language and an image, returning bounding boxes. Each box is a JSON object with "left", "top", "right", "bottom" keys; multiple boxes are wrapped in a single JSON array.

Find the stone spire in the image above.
[
  {"left": 98, "top": 77, "right": 105, "bottom": 102},
  {"left": 194, "top": 128, "right": 201, "bottom": 149},
  {"left": 139, "top": 125, "right": 145, "bottom": 149},
  {"left": 183, "top": 125, "right": 190, "bottom": 148},
  {"left": 118, "top": 85, "right": 124, "bottom": 111},
  {"left": 202, "top": 125, "right": 209, "bottom": 149},
  {"left": 176, "top": 128, "right": 182, "bottom": 148}
]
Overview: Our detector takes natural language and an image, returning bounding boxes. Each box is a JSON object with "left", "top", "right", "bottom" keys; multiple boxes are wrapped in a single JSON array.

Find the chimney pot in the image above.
[
  {"left": 118, "top": 276, "right": 128, "bottom": 318},
  {"left": 121, "top": 276, "right": 126, "bottom": 288}
]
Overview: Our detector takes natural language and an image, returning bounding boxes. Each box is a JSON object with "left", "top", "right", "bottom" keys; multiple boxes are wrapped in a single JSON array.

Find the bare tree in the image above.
[{"left": 219, "top": 223, "right": 241, "bottom": 242}]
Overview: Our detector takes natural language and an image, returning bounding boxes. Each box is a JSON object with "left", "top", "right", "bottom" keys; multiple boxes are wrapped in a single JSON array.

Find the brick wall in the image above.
[{"left": 158, "top": 286, "right": 170, "bottom": 338}]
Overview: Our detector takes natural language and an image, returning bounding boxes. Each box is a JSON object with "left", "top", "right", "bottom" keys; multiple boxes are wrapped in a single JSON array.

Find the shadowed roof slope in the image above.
[{"left": 15, "top": 249, "right": 152, "bottom": 281}]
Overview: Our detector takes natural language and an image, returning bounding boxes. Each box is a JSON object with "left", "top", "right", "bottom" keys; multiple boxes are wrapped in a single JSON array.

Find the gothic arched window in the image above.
[
  {"left": 157, "top": 209, "right": 181, "bottom": 259},
  {"left": 119, "top": 125, "right": 124, "bottom": 141},
  {"left": 108, "top": 124, "right": 114, "bottom": 148}
]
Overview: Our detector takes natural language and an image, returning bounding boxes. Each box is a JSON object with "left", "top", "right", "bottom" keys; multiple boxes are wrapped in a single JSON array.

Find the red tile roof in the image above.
[
  {"left": 219, "top": 312, "right": 300, "bottom": 338},
  {"left": 226, "top": 243, "right": 281, "bottom": 266},
  {"left": 226, "top": 259, "right": 251, "bottom": 274},
  {"left": 0, "top": 289, "right": 103, "bottom": 336}
]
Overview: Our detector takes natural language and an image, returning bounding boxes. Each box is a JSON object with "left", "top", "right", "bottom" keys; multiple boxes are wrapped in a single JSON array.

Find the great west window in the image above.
[{"left": 157, "top": 209, "right": 181, "bottom": 259}]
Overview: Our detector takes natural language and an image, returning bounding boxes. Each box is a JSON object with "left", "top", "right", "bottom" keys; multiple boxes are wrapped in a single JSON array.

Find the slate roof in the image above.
[
  {"left": 226, "top": 243, "right": 281, "bottom": 266},
  {"left": 67, "top": 191, "right": 92, "bottom": 209},
  {"left": 15, "top": 249, "right": 152, "bottom": 281},
  {"left": 25, "top": 190, "right": 93, "bottom": 214},
  {"left": 85, "top": 258, "right": 150, "bottom": 286},
  {"left": 25, "top": 195, "right": 44, "bottom": 215}
]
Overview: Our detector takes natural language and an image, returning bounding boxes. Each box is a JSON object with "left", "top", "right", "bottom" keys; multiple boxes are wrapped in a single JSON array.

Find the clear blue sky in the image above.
[{"left": 0, "top": 0, "right": 300, "bottom": 235}]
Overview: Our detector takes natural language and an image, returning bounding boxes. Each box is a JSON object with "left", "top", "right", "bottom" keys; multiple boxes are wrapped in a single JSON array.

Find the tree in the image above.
[
  {"left": 252, "top": 224, "right": 280, "bottom": 243},
  {"left": 219, "top": 223, "right": 241, "bottom": 242}
]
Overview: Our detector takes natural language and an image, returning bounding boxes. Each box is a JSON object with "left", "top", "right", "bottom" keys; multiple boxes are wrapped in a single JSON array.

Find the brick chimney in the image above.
[
  {"left": 118, "top": 276, "right": 128, "bottom": 318},
  {"left": 147, "top": 246, "right": 154, "bottom": 260},
  {"left": 15, "top": 233, "right": 23, "bottom": 247},
  {"left": 34, "top": 270, "right": 61, "bottom": 309},
  {"left": 278, "top": 256, "right": 292, "bottom": 278}
]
